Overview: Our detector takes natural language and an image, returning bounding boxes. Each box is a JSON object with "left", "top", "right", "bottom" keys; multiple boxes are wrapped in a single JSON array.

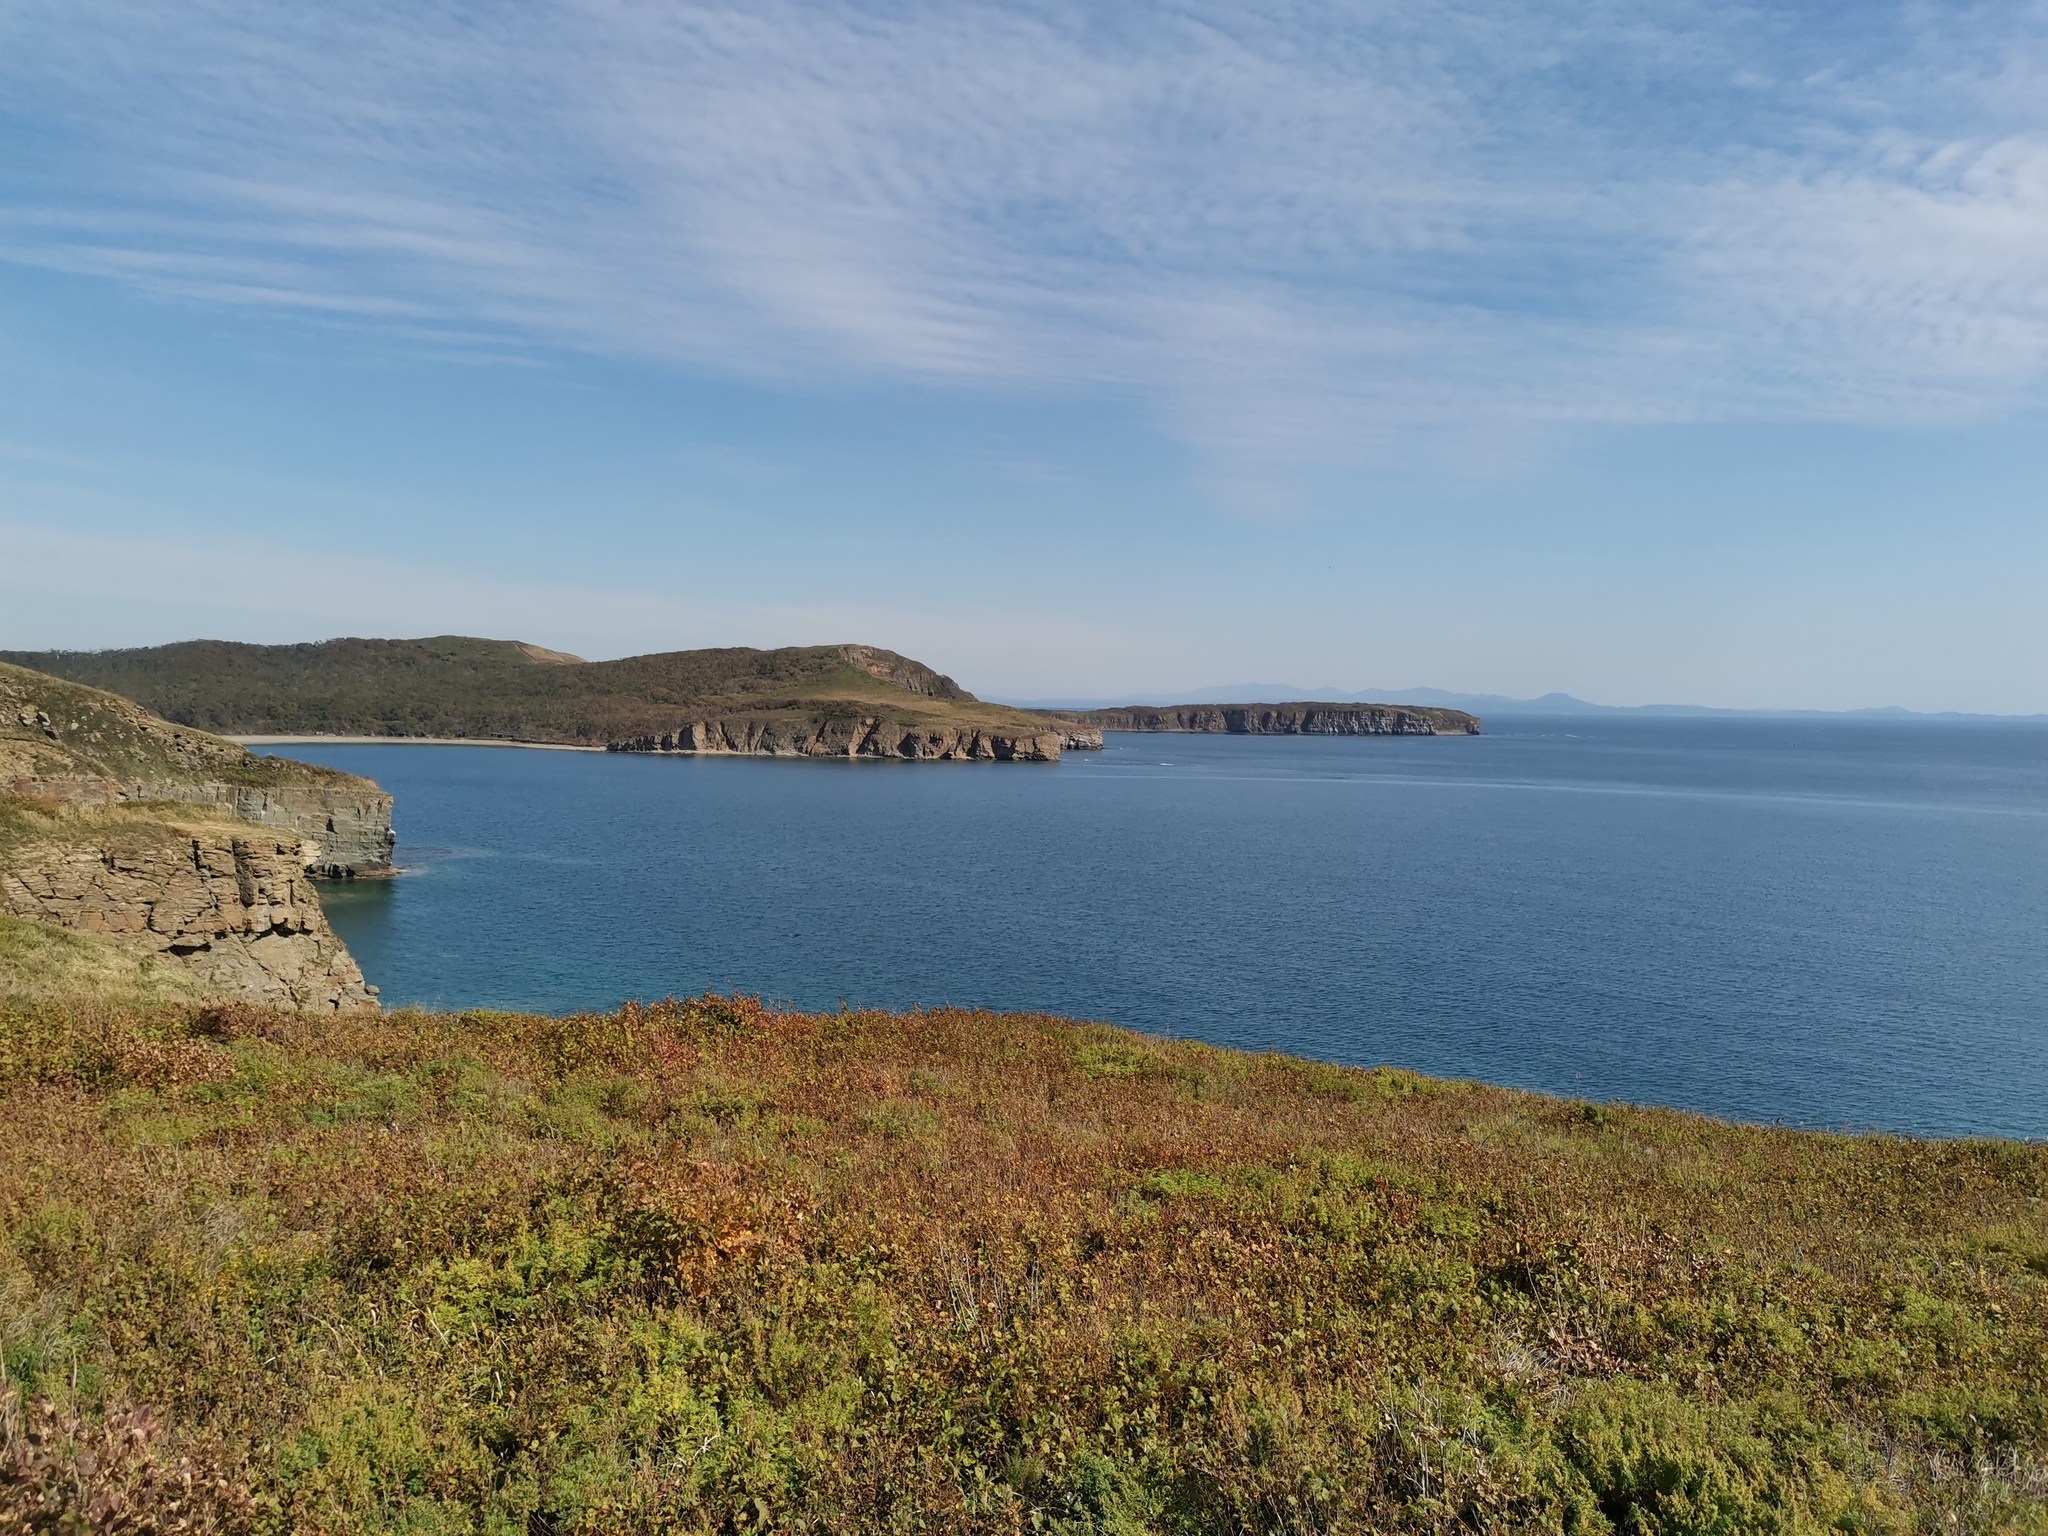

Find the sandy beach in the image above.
[{"left": 230, "top": 735, "right": 606, "bottom": 752}]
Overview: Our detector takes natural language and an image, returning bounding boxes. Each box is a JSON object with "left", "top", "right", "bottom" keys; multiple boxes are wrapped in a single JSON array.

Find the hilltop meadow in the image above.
[{"left": 1, "top": 992, "right": 2043, "bottom": 1534}]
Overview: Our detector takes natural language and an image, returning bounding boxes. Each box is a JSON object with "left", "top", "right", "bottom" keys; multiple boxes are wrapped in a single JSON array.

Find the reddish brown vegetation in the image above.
[{"left": 0, "top": 995, "right": 2043, "bottom": 1532}]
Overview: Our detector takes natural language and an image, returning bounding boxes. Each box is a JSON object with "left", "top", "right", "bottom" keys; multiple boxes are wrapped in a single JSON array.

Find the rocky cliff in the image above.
[
  {"left": 2, "top": 661, "right": 395, "bottom": 876},
  {"left": 1063, "top": 703, "right": 1480, "bottom": 736},
  {"left": 609, "top": 714, "right": 1095, "bottom": 761},
  {"left": 1, "top": 804, "right": 377, "bottom": 1011}
]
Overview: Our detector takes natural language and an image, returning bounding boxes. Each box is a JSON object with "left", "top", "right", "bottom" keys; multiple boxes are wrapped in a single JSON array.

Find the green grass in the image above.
[{"left": 1, "top": 995, "right": 2043, "bottom": 1533}]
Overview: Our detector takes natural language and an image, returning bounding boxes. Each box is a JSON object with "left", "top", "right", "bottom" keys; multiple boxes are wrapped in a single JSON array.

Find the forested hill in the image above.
[{"left": 1, "top": 637, "right": 1087, "bottom": 759}]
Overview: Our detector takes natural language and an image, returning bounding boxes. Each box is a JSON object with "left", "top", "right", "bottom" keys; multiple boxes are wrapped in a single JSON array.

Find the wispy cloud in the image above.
[
  {"left": 4, "top": 0, "right": 2045, "bottom": 463},
  {"left": 0, "top": 513, "right": 1178, "bottom": 694}
]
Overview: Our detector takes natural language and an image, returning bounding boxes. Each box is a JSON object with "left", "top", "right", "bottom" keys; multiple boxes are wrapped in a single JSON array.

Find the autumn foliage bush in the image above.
[{"left": 0, "top": 995, "right": 2043, "bottom": 1533}]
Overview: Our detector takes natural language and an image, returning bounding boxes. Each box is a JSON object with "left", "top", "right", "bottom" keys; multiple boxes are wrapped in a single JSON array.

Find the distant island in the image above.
[
  {"left": 1014, "top": 684, "right": 2046, "bottom": 721},
  {"left": 1056, "top": 702, "right": 1479, "bottom": 735},
  {"left": 3, "top": 637, "right": 1104, "bottom": 762}
]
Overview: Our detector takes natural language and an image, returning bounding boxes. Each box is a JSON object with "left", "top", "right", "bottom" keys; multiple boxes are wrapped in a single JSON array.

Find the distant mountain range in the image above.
[{"left": 999, "top": 685, "right": 2048, "bottom": 721}]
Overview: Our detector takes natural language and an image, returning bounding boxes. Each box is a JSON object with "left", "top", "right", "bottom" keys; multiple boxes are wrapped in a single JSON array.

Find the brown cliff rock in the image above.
[
  {"left": 0, "top": 808, "right": 377, "bottom": 1011},
  {"left": 608, "top": 715, "right": 1074, "bottom": 761},
  {"left": 2, "top": 661, "right": 395, "bottom": 876}
]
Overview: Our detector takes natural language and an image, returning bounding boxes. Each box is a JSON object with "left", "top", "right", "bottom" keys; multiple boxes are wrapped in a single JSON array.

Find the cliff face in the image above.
[
  {"left": 1, "top": 810, "right": 377, "bottom": 1011},
  {"left": 1068, "top": 703, "right": 1480, "bottom": 736},
  {"left": 225, "top": 785, "right": 396, "bottom": 879},
  {"left": 608, "top": 714, "right": 1078, "bottom": 761},
  {"left": 2, "top": 661, "right": 395, "bottom": 877}
]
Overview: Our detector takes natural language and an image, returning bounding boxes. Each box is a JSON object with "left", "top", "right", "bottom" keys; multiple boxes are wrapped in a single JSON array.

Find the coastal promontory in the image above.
[
  {"left": 2, "top": 660, "right": 396, "bottom": 876},
  {"left": 1, "top": 660, "right": 387, "bottom": 1008},
  {"left": 4, "top": 638, "right": 1104, "bottom": 761},
  {"left": 1058, "top": 701, "right": 1481, "bottom": 735}
]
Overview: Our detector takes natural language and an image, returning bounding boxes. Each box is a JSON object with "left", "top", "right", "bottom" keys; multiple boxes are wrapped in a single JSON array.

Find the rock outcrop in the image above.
[
  {"left": 1, "top": 810, "right": 377, "bottom": 1011},
  {"left": 221, "top": 784, "right": 396, "bottom": 878},
  {"left": 608, "top": 715, "right": 1077, "bottom": 761},
  {"left": 1064, "top": 703, "right": 1480, "bottom": 736},
  {"left": 2, "top": 661, "right": 395, "bottom": 876}
]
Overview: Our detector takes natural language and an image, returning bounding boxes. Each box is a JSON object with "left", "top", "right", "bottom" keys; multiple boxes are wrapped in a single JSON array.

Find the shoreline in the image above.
[{"left": 231, "top": 734, "right": 606, "bottom": 752}]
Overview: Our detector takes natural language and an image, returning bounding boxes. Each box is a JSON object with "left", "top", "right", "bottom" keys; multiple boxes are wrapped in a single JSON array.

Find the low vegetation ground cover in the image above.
[{"left": 1, "top": 995, "right": 2043, "bottom": 1533}]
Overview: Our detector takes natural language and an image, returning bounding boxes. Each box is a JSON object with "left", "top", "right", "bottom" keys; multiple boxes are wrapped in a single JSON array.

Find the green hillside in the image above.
[
  {"left": 0, "top": 993, "right": 2042, "bottom": 1533},
  {"left": 0, "top": 638, "right": 1066, "bottom": 748},
  {"left": 0, "top": 659, "right": 375, "bottom": 795}
]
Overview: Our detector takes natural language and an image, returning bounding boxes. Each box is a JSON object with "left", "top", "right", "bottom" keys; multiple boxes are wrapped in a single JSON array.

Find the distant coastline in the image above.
[
  {"left": 1052, "top": 702, "right": 1479, "bottom": 736},
  {"left": 1006, "top": 687, "right": 2048, "bottom": 721},
  {"left": 7, "top": 637, "right": 1088, "bottom": 761}
]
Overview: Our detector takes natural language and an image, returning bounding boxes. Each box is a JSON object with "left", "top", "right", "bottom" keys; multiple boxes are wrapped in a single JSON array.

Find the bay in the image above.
[{"left": 286, "top": 718, "right": 2048, "bottom": 1139}]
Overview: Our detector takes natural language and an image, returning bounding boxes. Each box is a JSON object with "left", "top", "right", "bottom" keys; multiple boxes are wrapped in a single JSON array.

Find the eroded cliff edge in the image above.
[
  {"left": 2, "top": 660, "right": 395, "bottom": 876},
  {"left": 1057, "top": 703, "right": 1480, "bottom": 736},
  {"left": 1, "top": 803, "right": 377, "bottom": 1011},
  {"left": 609, "top": 713, "right": 1100, "bottom": 760}
]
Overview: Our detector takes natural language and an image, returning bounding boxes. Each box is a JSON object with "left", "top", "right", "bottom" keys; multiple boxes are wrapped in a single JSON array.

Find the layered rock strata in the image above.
[
  {"left": 220, "top": 785, "right": 396, "bottom": 878},
  {"left": 1069, "top": 704, "right": 1480, "bottom": 736},
  {"left": 3, "top": 662, "right": 395, "bottom": 877},
  {"left": 1, "top": 816, "right": 377, "bottom": 1011},
  {"left": 609, "top": 715, "right": 1086, "bottom": 761}
]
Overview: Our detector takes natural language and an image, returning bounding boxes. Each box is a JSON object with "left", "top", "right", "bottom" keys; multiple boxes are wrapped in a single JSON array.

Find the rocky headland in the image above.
[
  {"left": 3, "top": 661, "right": 396, "bottom": 876},
  {"left": 2, "top": 661, "right": 390, "bottom": 1009},
  {"left": 610, "top": 714, "right": 1100, "bottom": 760},
  {"left": 0, "top": 803, "right": 376, "bottom": 1011},
  {"left": 6, "top": 637, "right": 1102, "bottom": 762},
  {"left": 1059, "top": 701, "right": 1480, "bottom": 735}
]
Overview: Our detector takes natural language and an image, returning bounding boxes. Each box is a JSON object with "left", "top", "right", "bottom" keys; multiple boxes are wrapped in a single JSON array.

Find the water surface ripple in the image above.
[{"left": 293, "top": 719, "right": 2048, "bottom": 1139}]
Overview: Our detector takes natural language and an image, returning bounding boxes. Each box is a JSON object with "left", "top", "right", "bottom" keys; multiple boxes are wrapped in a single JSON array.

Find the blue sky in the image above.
[{"left": 2, "top": 0, "right": 2045, "bottom": 710}]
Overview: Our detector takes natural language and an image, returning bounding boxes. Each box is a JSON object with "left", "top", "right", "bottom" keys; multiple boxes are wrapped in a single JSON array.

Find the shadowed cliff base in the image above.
[{"left": 4, "top": 638, "right": 1105, "bottom": 761}]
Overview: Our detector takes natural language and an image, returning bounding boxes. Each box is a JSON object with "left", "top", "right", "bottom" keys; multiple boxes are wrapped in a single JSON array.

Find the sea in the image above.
[{"left": 280, "top": 718, "right": 2048, "bottom": 1141}]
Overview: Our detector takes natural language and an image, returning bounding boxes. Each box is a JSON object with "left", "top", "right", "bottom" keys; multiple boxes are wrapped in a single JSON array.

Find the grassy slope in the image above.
[
  {"left": 0, "top": 914, "right": 212, "bottom": 1008},
  {"left": 1, "top": 996, "right": 2042, "bottom": 1533},
  {"left": 0, "top": 660, "right": 369, "bottom": 793},
  {"left": 0, "top": 639, "right": 1064, "bottom": 746}
]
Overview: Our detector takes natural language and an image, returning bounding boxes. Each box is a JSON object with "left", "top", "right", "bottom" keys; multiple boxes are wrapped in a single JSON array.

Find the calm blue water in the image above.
[{"left": 283, "top": 719, "right": 2048, "bottom": 1139}]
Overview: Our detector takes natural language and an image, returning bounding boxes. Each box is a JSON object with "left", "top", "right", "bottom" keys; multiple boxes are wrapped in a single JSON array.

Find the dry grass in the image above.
[
  {"left": 0, "top": 914, "right": 213, "bottom": 1009},
  {"left": 0, "top": 995, "right": 2042, "bottom": 1533}
]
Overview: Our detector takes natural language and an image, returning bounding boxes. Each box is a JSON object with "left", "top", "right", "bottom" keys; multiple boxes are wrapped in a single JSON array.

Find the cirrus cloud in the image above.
[{"left": 3, "top": 0, "right": 2045, "bottom": 466}]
